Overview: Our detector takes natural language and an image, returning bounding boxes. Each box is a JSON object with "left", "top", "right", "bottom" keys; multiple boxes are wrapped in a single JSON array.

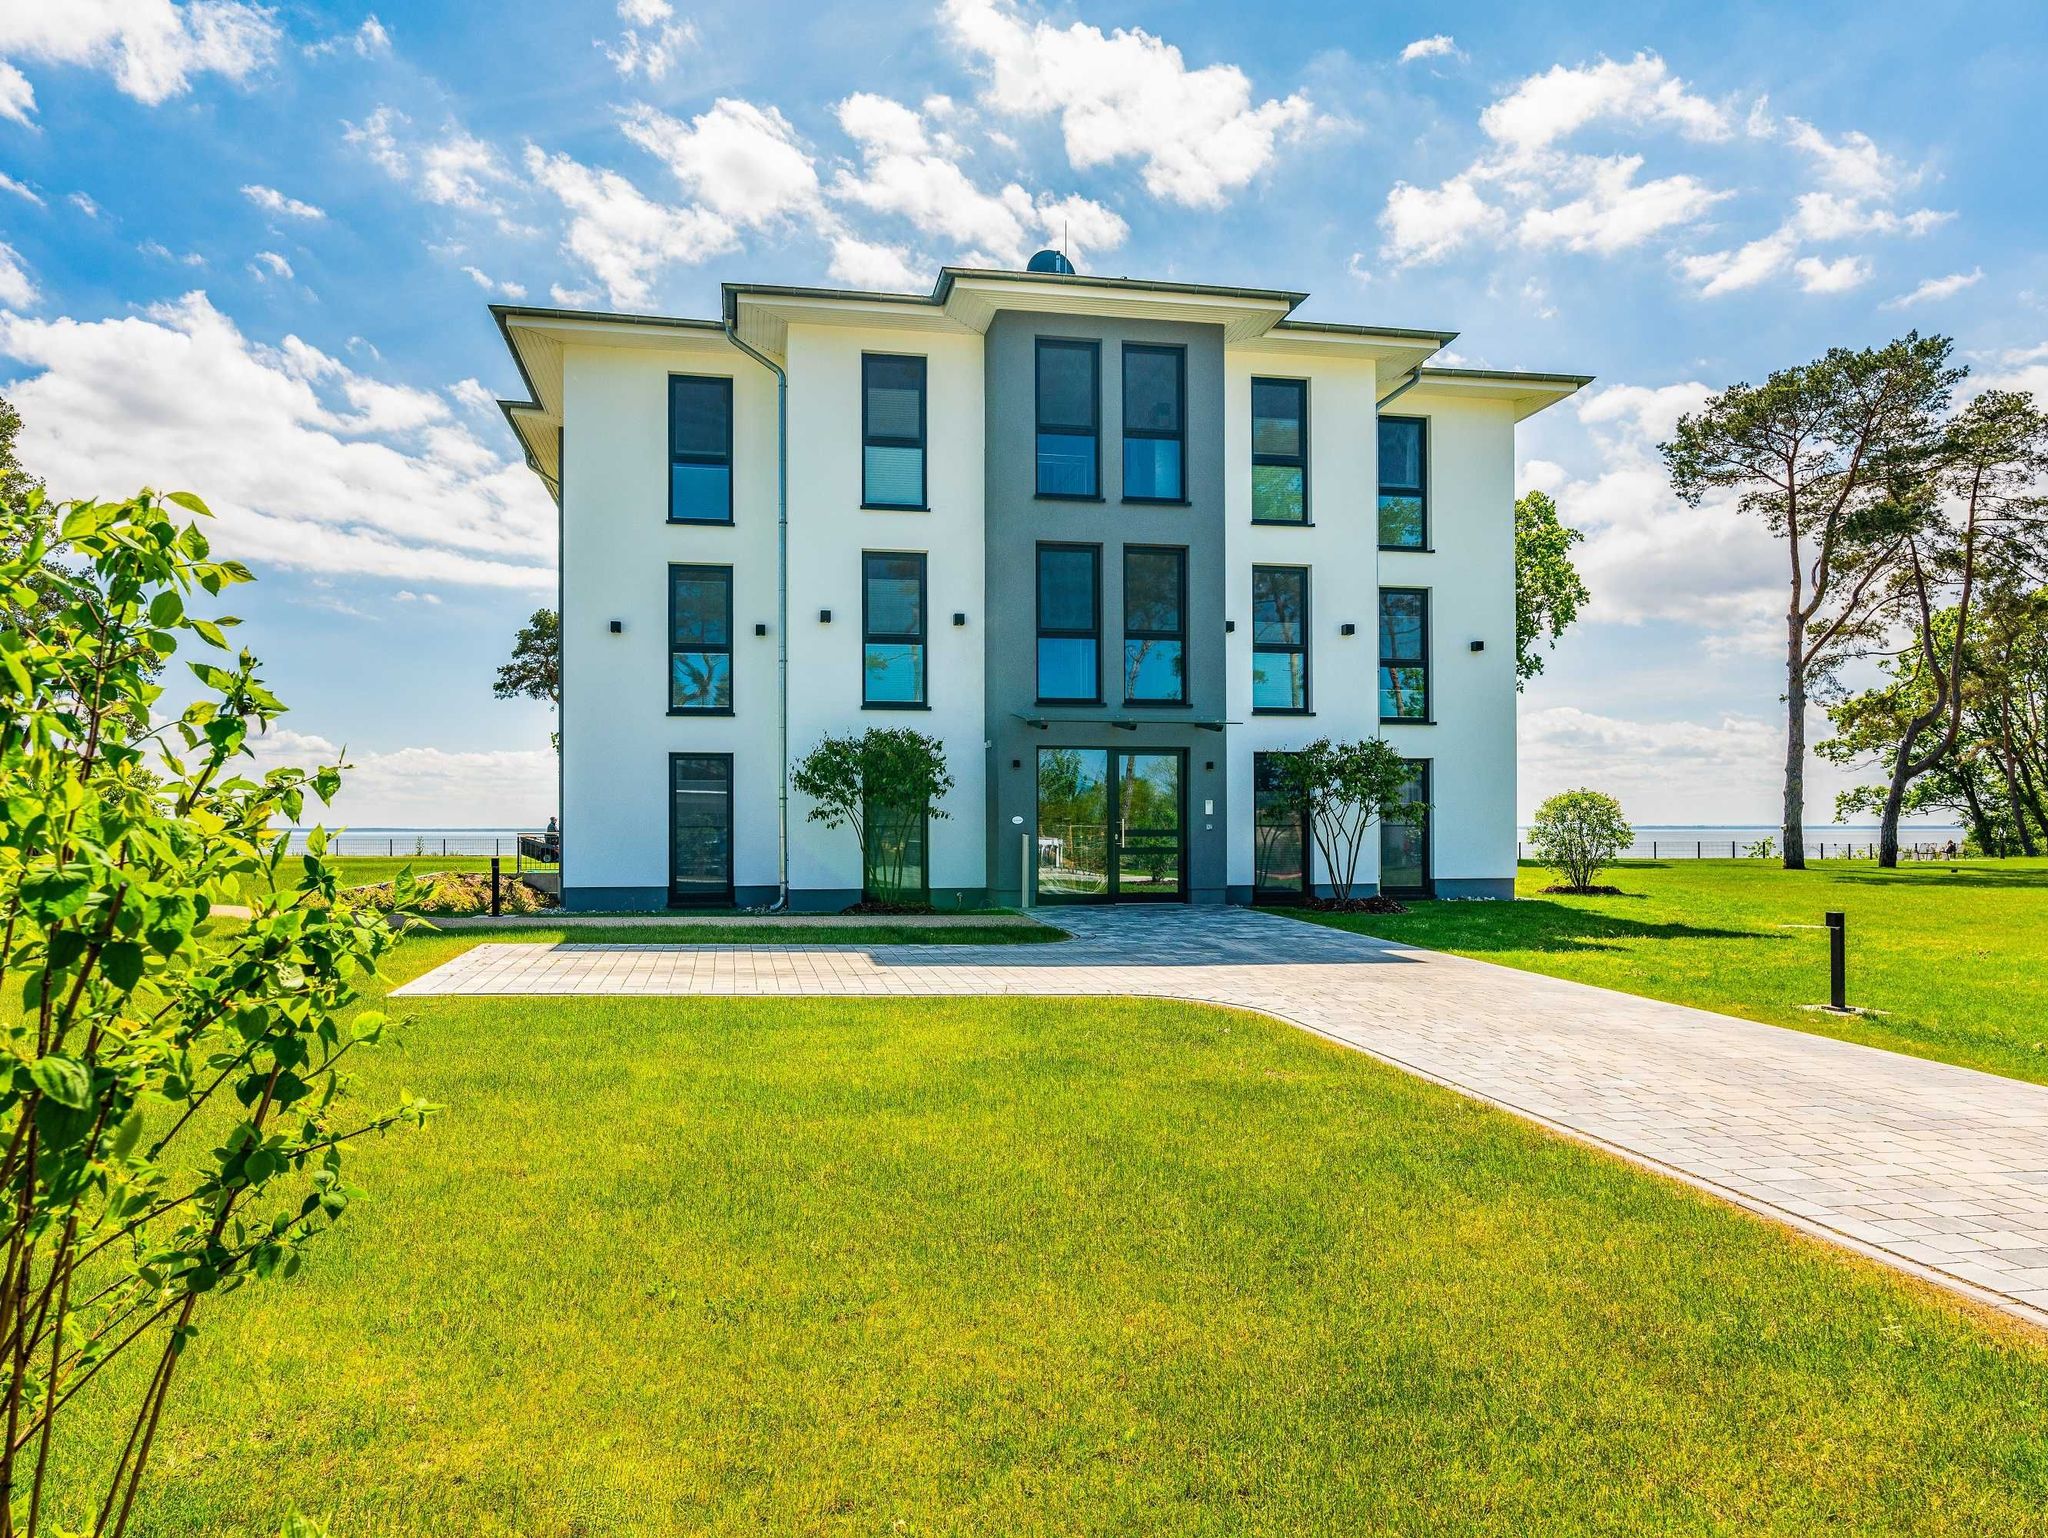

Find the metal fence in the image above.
[
  {"left": 278, "top": 832, "right": 559, "bottom": 873},
  {"left": 1516, "top": 839, "right": 1963, "bottom": 862}
]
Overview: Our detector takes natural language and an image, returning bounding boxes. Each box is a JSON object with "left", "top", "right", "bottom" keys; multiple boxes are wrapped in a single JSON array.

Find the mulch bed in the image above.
[
  {"left": 839, "top": 899, "right": 938, "bottom": 916},
  {"left": 1298, "top": 894, "right": 1410, "bottom": 915},
  {"left": 1542, "top": 884, "right": 1625, "bottom": 896}
]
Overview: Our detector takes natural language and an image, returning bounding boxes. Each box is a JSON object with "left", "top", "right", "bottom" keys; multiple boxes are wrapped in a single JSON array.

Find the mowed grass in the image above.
[
  {"left": 1283, "top": 858, "right": 2048, "bottom": 1086},
  {"left": 49, "top": 929, "right": 2048, "bottom": 1536}
]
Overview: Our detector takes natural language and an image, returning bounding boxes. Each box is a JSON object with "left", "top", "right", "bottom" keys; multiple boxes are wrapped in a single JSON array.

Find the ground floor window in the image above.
[
  {"left": 1380, "top": 759, "right": 1431, "bottom": 897},
  {"left": 863, "top": 795, "right": 929, "bottom": 905},
  {"left": 1252, "top": 751, "right": 1310, "bottom": 899},
  {"left": 669, "top": 753, "right": 733, "bottom": 906}
]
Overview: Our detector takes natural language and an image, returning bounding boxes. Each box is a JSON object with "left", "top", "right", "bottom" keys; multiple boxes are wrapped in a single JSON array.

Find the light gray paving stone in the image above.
[{"left": 390, "top": 904, "right": 2048, "bottom": 1330}]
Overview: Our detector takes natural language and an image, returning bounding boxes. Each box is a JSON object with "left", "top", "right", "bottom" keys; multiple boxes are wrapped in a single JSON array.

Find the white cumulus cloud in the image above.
[
  {"left": 0, "top": 0, "right": 279, "bottom": 112},
  {"left": 0, "top": 242, "right": 38, "bottom": 310},
  {"left": 0, "top": 293, "right": 555, "bottom": 589},
  {"left": 1882, "top": 268, "right": 1983, "bottom": 309},
  {"left": 1399, "top": 35, "right": 1463, "bottom": 64},
  {"left": 942, "top": 0, "right": 1317, "bottom": 207},
  {"left": 242, "top": 183, "right": 324, "bottom": 220}
]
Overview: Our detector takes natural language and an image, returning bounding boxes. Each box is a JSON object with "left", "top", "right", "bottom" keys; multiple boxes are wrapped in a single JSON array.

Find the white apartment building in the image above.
[{"left": 495, "top": 256, "right": 1587, "bottom": 911}]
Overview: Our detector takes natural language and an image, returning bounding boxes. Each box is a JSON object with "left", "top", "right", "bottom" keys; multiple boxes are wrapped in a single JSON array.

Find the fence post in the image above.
[
  {"left": 1824, "top": 910, "right": 1846, "bottom": 1009},
  {"left": 1697, "top": 840, "right": 1702, "bottom": 859},
  {"left": 491, "top": 857, "right": 502, "bottom": 918}
]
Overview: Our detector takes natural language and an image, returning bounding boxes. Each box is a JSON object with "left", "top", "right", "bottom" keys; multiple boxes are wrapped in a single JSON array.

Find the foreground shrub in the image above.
[
  {"left": 0, "top": 489, "right": 436, "bottom": 1533},
  {"left": 1529, "top": 789, "right": 1633, "bottom": 893}
]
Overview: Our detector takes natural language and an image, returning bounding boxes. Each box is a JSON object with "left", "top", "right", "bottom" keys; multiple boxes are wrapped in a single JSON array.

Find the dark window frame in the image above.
[
  {"left": 861, "top": 789, "right": 931, "bottom": 904},
  {"left": 1035, "top": 541, "right": 1103, "bottom": 705},
  {"left": 1251, "top": 376, "right": 1310, "bottom": 526},
  {"left": 860, "top": 352, "right": 928, "bottom": 511},
  {"left": 668, "top": 373, "right": 734, "bottom": 526},
  {"left": 1378, "top": 414, "right": 1429, "bottom": 551},
  {"left": 1034, "top": 337, "right": 1102, "bottom": 501},
  {"left": 1379, "top": 585, "right": 1431, "bottom": 723},
  {"left": 667, "top": 751, "right": 735, "bottom": 908},
  {"left": 1251, "top": 564, "right": 1312, "bottom": 716},
  {"left": 1251, "top": 750, "right": 1312, "bottom": 901},
  {"left": 1380, "top": 758, "right": 1433, "bottom": 898},
  {"left": 860, "top": 549, "right": 929, "bottom": 710},
  {"left": 1121, "top": 543, "right": 1189, "bottom": 707},
  {"left": 1120, "top": 342, "right": 1188, "bottom": 505},
  {"left": 667, "top": 563, "right": 734, "bottom": 717}
]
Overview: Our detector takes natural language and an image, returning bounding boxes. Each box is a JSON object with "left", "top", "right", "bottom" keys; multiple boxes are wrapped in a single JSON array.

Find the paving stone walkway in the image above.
[{"left": 394, "top": 905, "right": 2048, "bottom": 1328}]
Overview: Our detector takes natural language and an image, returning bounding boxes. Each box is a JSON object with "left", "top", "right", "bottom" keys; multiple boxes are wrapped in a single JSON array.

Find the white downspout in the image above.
[{"left": 723, "top": 310, "right": 791, "bottom": 911}]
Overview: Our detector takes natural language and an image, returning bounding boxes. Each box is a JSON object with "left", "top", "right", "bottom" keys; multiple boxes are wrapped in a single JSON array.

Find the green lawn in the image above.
[
  {"left": 1282, "top": 858, "right": 2048, "bottom": 1087},
  {"left": 51, "top": 928, "right": 2048, "bottom": 1536},
  {"left": 232, "top": 854, "right": 502, "bottom": 900}
]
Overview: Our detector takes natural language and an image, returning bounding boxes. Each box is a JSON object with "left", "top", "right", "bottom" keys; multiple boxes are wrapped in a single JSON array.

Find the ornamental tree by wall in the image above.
[
  {"left": 1513, "top": 490, "right": 1590, "bottom": 687},
  {"left": 0, "top": 488, "right": 437, "bottom": 1534},
  {"left": 1265, "top": 737, "right": 1418, "bottom": 904},
  {"left": 1528, "top": 789, "right": 1633, "bottom": 893},
  {"left": 792, "top": 728, "right": 953, "bottom": 905}
]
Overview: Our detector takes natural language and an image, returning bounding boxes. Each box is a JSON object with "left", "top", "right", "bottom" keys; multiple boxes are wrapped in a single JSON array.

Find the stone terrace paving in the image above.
[{"left": 395, "top": 905, "right": 2048, "bottom": 1329}]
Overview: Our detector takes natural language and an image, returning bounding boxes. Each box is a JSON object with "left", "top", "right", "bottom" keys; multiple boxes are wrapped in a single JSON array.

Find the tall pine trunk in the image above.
[{"left": 1783, "top": 609, "right": 1807, "bottom": 870}]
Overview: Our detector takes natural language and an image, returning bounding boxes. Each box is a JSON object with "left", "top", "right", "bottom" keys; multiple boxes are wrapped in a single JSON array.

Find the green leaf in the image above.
[
  {"left": 111, "top": 1107, "right": 146, "bottom": 1160},
  {"left": 149, "top": 589, "right": 184, "bottom": 626},
  {"left": 166, "top": 490, "right": 212, "bottom": 517},
  {"left": 20, "top": 871, "right": 91, "bottom": 920},
  {"left": 30, "top": 1056, "right": 92, "bottom": 1110},
  {"left": 101, "top": 941, "right": 145, "bottom": 993}
]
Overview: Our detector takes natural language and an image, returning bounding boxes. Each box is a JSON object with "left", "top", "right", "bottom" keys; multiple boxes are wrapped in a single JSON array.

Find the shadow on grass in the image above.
[
  {"left": 1291, "top": 899, "right": 1783, "bottom": 957},
  {"left": 1824, "top": 865, "right": 2048, "bottom": 890}
]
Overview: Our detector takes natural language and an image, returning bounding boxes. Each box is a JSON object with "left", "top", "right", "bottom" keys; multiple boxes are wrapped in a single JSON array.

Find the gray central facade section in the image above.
[{"left": 982, "top": 309, "right": 1229, "bottom": 904}]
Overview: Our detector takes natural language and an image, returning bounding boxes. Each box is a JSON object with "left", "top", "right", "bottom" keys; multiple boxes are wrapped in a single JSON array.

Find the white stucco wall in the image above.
[
  {"left": 1219, "top": 356, "right": 1520, "bottom": 894},
  {"left": 1221, "top": 348, "right": 1386, "bottom": 890},
  {"left": 558, "top": 333, "right": 781, "bottom": 900},
  {"left": 1375, "top": 387, "right": 1520, "bottom": 888},
  {"left": 781, "top": 321, "right": 989, "bottom": 898}
]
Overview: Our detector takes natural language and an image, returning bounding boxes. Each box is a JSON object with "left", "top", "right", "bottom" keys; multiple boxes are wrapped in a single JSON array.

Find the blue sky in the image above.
[{"left": 2, "top": 0, "right": 2043, "bottom": 828}]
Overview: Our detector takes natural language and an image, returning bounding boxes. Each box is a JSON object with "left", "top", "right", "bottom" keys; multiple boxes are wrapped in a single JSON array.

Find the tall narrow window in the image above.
[
  {"left": 1379, "top": 760, "right": 1431, "bottom": 896},
  {"left": 1036, "top": 339, "right": 1099, "bottom": 498},
  {"left": 863, "top": 791, "right": 929, "bottom": 905},
  {"left": 1378, "top": 416, "right": 1427, "bottom": 548},
  {"left": 1252, "top": 752, "right": 1309, "bottom": 899},
  {"left": 1123, "top": 545, "right": 1187, "bottom": 705},
  {"left": 862, "top": 354, "right": 926, "bottom": 509},
  {"left": 1251, "top": 378, "right": 1308, "bottom": 525},
  {"left": 669, "top": 753, "right": 734, "bottom": 906},
  {"left": 669, "top": 375, "right": 733, "bottom": 524},
  {"left": 669, "top": 565, "right": 733, "bottom": 713},
  {"left": 1036, "top": 543, "right": 1100, "bottom": 703},
  {"left": 1122, "top": 343, "right": 1185, "bottom": 501},
  {"left": 1379, "top": 587, "right": 1429, "bottom": 721},
  {"left": 862, "top": 551, "right": 926, "bottom": 707},
  {"left": 1251, "top": 565, "right": 1309, "bottom": 714}
]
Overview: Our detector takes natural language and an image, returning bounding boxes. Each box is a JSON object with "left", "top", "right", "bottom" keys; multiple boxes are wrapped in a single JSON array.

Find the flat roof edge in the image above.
[{"left": 1418, "top": 366, "right": 1595, "bottom": 387}]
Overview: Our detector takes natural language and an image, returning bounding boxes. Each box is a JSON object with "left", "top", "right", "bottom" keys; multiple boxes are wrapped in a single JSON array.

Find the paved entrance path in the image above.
[{"left": 395, "top": 906, "right": 2048, "bottom": 1328}]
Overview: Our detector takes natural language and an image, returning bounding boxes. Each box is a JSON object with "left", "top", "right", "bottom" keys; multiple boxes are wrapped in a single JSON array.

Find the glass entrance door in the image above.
[{"left": 1035, "top": 747, "right": 1185, "bottom": 902}]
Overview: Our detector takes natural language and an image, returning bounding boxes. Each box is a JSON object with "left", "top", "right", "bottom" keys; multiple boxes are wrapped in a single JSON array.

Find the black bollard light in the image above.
[
  {"left": 491, "top": 856, "right": 502, "bottom": 918},
  {"left": 1824, "top": 910, "right": 1846, "bottom": 1011}
]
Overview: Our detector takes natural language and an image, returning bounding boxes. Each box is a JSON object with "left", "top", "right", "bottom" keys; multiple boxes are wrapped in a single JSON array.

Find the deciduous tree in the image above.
[{"left": 1513, "top": 489, "right": 1590, "bottom": 686}]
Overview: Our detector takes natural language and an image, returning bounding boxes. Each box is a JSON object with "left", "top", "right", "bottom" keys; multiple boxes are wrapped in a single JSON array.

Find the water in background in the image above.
[{"left": 1517, "top": 824, "right": 1970, "bottom": 860}]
